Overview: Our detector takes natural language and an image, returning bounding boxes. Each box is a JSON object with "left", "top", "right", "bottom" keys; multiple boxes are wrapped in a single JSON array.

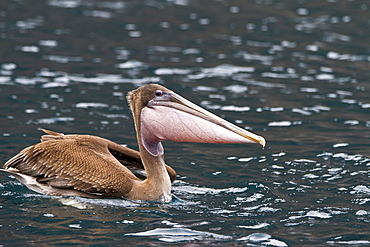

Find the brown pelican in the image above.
[{"left": 2, "top": 84, "right": 265, "bottom": 202}]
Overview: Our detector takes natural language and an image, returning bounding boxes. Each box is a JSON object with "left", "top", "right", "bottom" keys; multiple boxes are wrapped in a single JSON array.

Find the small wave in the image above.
[
  {"left": 27, "top": 117, "right": 75, "bottom": 124},
  {"left": 237, "top": 233, "right": 288, "bottom": 247},
  {"left": 172, "top": 183, "right": 249, "bottom": 195},
  {"left": 327, "top": 240, "right": 370, "bottom": 245},
  {"left": 75, "top": 102, "right": 109, "bottom": 108},
  {"left": 268, "top": 121, "right": 302, "bottom": 127},
  {"left": 188, "top": 64, "right": 254, "bottom": 80},
  {"left": 125, "top": 227, "right": 231, "bottom": 242},
  {"left": 115, "top": 60, "right": 147, "bottom": 69}
]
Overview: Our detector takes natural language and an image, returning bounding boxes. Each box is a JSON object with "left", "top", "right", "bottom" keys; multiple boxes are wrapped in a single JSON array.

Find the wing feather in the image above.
[
  {"left": 3, "top": 130, "right": 177, "bottom": 197},
  {"left": 4, "top": 132, "right": 138, "bottom": 197}
]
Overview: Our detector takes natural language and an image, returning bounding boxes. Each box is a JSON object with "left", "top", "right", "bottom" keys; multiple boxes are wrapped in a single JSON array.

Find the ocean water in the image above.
[{"left": 0, "top": 0, "right": 369, "bottom": 246}]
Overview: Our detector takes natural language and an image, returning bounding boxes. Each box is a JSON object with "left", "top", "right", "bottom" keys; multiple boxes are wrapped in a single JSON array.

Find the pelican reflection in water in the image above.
[{"left": 2, "top": 84, "right": 265, "bottom": 202}]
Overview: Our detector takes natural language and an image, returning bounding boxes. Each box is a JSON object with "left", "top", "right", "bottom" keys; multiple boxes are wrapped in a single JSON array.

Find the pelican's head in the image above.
[{"left": 128, "top": 84, "right": 266, "bottom": 156}]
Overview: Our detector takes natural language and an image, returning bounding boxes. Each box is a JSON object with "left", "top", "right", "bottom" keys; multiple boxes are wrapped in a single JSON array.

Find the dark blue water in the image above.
[{"left": 1, "top": 0, "right": 370, "bottom": 246}]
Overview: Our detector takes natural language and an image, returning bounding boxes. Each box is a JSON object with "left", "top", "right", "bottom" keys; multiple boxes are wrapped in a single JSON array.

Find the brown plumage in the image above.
[
  {"left": 3, "top": 129, "right": 176, "bottom": 198},
  {"left": 2, "top": 84, "right": 265, "bottom": 202}
]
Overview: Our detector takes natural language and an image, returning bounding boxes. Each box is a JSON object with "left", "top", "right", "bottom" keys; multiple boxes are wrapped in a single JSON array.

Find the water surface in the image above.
[{"left": 1, "top": 0, "right": 370, "bottom": 246}]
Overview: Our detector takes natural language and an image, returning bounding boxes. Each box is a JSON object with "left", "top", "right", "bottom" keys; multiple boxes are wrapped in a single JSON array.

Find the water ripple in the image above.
[
  {"left": 125, "top": 227, "right": 231, "bottom": 242},
  {"left": 1, "top": 0, "right": 370, "bottom": 246},
  {"left": 237, "top": 233, "right": 288, "bottom": 247}
]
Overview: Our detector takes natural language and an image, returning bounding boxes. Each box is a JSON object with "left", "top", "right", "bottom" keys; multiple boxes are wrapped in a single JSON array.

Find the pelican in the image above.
[{"left": 2, "top": 84, "right": 265, "bottom": 202}]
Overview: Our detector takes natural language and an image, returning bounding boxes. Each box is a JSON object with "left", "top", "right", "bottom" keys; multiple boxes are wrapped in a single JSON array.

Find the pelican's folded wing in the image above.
[{"left": 3, "top": 131, "right": 138, "bottom": 197}]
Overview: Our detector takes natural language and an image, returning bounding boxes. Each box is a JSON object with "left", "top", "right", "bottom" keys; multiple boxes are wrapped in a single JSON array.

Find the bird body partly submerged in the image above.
[
  {"left": 2, "top": 84, "right": 265, "bottom": 202},
  {"left": 3, "top": 129, "right": 176, "bottom": 200}
]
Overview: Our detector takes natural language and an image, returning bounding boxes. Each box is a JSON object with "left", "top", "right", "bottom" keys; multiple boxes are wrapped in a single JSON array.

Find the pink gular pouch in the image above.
[{"left": 139, "top": 90, "right": 265, "bottom": 156}]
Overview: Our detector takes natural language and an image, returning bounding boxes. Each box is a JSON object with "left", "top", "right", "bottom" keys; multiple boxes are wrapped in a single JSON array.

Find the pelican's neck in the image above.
[
  {"left": 127, "top": 105, "right": 172, "bottom": 201},
  {"left": 142, "top": 150, "right": 172, "bottom": 201},
  {"left": 127, "top": 145, "right": 172, "bottom": 202}
]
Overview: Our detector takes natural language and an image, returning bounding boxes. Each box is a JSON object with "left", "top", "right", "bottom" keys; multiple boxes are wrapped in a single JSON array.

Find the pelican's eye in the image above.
[{"left": 154, "top": 90, "right": 163, "bottom": 97}]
